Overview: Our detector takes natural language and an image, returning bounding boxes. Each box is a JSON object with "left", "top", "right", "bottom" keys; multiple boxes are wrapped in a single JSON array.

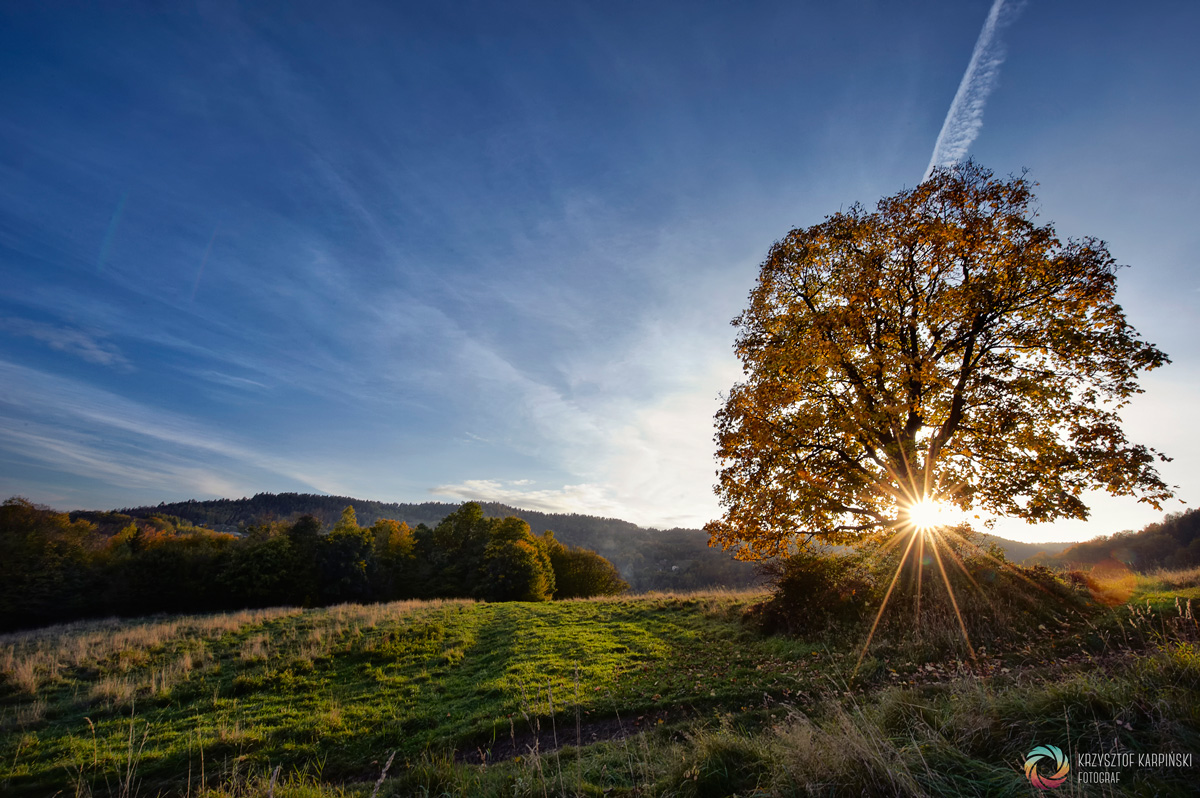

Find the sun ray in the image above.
[
  {"left": 877, "top": 526, "right": 914, "bottom": 555},
  {"left": 887, "top": 418, "right": 923, "bottom": 510},
  {"left": 929, "top": 532, "right": 977, "bottom": 663},
  {"left": 915, "top": 528, "right": 925, "bottom": 621},
  {"left": 928, "top": 527, "right": 984, "bottom": 596},
  {"left": 935, "top": 524, "right": 1061, "bottom": 601},
  {"left": 854, "top": 527, "right": 921, "bottom": 676},
  {"left": 850, "top": 479, "right": 1024, "bottom": 677}
]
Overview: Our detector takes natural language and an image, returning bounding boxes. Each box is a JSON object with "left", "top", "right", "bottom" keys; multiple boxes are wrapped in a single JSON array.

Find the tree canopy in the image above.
[
  {"left": 0, "top": 498, "right": 629, "bottom": 631},
  {"left": 116, "top": 492, "right": 761, "bottom": 592},
  {"left": 706, "top": 162, "right": 1172, "bottom": 559}
]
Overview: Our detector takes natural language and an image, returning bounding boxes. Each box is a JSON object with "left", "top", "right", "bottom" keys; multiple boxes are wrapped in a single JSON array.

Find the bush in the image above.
[
  {"left": 748, "top": 550, "right": 876, "bottom": 636},
  {"left": 546, "top": 540, "right": 629, "bottom": 598},
  {"left": 749, "top": 527, "right": 1095, "bottom": 658}
]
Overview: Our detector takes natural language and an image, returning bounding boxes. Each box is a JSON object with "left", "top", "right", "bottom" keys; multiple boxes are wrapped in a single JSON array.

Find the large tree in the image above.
[{"left": 706, "top": 162, "right": 1172, "bottom": 559}]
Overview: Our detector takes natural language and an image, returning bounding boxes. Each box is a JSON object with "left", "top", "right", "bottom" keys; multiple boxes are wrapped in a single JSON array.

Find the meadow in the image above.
[{"left": 2, "top": 570, "right": 1198, "bottom": 797}]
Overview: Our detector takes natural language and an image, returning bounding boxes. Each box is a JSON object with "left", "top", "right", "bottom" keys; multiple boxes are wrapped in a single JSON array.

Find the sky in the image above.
[{"left": 1, "top": 1, "right": 1197, "bottom": 543}]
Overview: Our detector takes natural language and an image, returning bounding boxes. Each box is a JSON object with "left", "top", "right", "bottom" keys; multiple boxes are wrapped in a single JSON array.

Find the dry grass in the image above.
[
  {"left": 0, "top": 608, "right": 301, "bottom": 687},
  {"left": 89, "top": 676, "right": 136, "bottom": 707},
  {"left": 773, "top": 702, "right": 928, "bottom": 796},
  {"left": 322, "top": 598, "right": 469, "bottom": 631},
  {"left": 238, "top": 635, "right": 269, "bottom": 663},
  {"left": 3, "top": 655, "right": 43, "bottom": 695},
  {"left": 0, "top": 700, "right": 47, "bottom": 734},
  {"left": 1141, "top": 565, "right": 1200, "bottom": 590},
  {"left": 0, "top": 608, "right": 305, "bottom": 713},
  {"left": 618, "top": 587, "right": 767, "bottom": 601},
  {"left": 0, "top": 598, "right": 475, "bottom": 711}
]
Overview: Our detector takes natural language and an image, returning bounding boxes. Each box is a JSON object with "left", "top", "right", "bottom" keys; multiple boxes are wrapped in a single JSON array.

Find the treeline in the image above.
[
  {"left": 0, "top": 498, "right": 626, "bottom": 633},
  {"left": 118, "top": 493, "right": 763, "bottom": 592},
  {"left": 1032, "top": 508, "right": 1200, "bottom": 570}
]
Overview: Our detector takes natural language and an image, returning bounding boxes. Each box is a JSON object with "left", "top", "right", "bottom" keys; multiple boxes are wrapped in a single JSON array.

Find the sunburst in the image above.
[
  {"left": 905, "top": 497, "right": 950, "bottom": 533},
  {"left": 852, "top": 493, "right": 978, "bottom": 677},
  {"left": 853, "top": 521, "right": 975, "bottom": 677},
  {"left": 850, "top": 496, "right": 1063, "bottom": 680}
]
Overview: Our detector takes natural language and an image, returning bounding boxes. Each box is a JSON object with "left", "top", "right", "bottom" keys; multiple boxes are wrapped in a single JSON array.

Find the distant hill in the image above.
[
  {"left": 978, "top": 533, "right": 1074, "bottom": 564},
  {"left": 116, "top": 493, "right": 763, "bottom": 593},
  {"left": 112, "top": 493, "right": 1084, "bottom": 589},
  {"left": 1029, "top": 509, "right": 1200, "bottom": 570}
]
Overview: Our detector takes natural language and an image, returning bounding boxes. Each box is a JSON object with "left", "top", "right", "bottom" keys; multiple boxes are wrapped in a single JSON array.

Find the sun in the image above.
[{"left": 904, "top": 497, "right": 949, "bottom": 532}]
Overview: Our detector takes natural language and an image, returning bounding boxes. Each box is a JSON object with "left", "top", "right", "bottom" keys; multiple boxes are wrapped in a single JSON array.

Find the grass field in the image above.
[{"left": 2, "top": 576, "right": 1198, "bottom": 796}]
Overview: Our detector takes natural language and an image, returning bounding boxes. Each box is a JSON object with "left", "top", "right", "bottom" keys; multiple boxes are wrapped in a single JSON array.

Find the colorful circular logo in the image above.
[{"left": 1024, "top": 744, "right": 1070, "bottom": 789}]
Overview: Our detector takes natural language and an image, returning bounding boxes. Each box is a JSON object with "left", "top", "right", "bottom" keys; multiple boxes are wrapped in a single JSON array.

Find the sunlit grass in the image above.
[
  {"left": 0, "top": 594, "right": 804, "bottom": 795},
  {"left": 1, "top": 580, "right": 1197, "bottom": 797},
  {"left": 1138, "top": 565, "right": 1200, "bottom": 591}
]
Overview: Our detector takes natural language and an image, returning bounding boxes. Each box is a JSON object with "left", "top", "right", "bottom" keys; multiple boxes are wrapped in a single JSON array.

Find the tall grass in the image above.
[
  {"left": 2, "top": 586, "right": 1198, "bottom": 797},
  {"left": 1138, "top": 565, "right": 1200, "bottom": 591}
]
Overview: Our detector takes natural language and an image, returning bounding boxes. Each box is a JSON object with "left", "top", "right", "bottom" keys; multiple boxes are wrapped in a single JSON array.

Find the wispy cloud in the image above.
[
  {"left": 0, "top": 317, "right": 131, "bottom": 370},
  {"left": 924, "top": 0, "right": 1025, "bottom": 179},
  {"left": 431, "top": 320, "right": 741, "bottom": 530},
  {"left": 431, "top": 479, "right": 631, "bottom": 520},
  {"left": 0, "top": 422, "right": 243, "bottom": 500},
  {"left": 0, "top": 359, "right": 348, "bottom": 497},
  {"left": 191, "top": 370, "right": 269, "bottom": 391}
]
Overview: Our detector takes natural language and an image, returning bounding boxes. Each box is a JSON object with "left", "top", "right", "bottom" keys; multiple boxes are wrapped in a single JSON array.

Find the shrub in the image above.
[
  {"left": 544, "top": 537, "right": 629, "bottom": 599},
  {"left": 748, "top": 550, "right": 876, "bottom": 635}
]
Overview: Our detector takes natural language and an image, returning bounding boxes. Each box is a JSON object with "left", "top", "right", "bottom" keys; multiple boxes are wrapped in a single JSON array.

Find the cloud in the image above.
[
  {"left": 0, "top": 422, "right": 243, "bottom": 499},
  {"left": 0, "top": 317, "right": 131, "bottom": 370},
  {"left": 430, "top": 479, "right": 631, "bottom": 519},
  {"left": 411, "top": 240, "right": 749, "bottom": 531},
  {"left": 924, "top": 0, "right": 1025, "bottom": 179},
  {"left": 431, "top": 329, "right": 740, "bottom": 530},
  {"left": 192, "top": 370, "right": 269, "bottom": 391},
  {"left": 0, "top": 359, "right": 349, "bottom": 497}
]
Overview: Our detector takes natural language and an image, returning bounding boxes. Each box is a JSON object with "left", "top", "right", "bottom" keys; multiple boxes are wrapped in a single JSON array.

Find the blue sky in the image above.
[{"left": 1, "top": 1, "right": 1197, "bottom": 542}]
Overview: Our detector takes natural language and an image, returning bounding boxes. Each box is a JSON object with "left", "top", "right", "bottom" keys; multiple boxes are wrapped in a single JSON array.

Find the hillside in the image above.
[
  {"left": 977, "top": 532, "right": 1073, "bottom": 563},
  {"left": 108, "top": 494, "right": 1081, "bottom": 589},
  {"left": 1031, "top": 508, "right": 1200, "bottom": 570},
  {"left": 111, "top": 493, "right": 762, "bottom": 593},
  {"left": 2, "top": 575, "right": 1198, "bottom": 796}
]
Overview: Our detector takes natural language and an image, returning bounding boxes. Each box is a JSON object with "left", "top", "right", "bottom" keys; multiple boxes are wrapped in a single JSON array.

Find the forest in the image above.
[
  {"left": 0, "top": 498, "right": 628, "bottom": 633},
  {"left": 113, "top": 492, "right": 764, "bottom": 593},
  {"left": 1031, "top": 508, "right": 1200, "bottom": 569}
]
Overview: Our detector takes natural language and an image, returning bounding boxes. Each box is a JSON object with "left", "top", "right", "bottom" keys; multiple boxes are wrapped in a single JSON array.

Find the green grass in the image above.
[
  {"left": 1, "top": 577, "right": 1198, "bottom": 797},
  {"left": 0, "top": 592, "right": 795, "bottom": 794}
]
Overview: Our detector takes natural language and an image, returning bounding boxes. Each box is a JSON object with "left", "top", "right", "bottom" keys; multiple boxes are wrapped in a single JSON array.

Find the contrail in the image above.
[
  {"left": 96, "top": 191, "right": 129, "bottom": 272},
  {"left": 923, "top": 0, "right": 1025, "bottom": 180},
  {"left": 191, "top": 225, "right": 219, "bottom": 301}
]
